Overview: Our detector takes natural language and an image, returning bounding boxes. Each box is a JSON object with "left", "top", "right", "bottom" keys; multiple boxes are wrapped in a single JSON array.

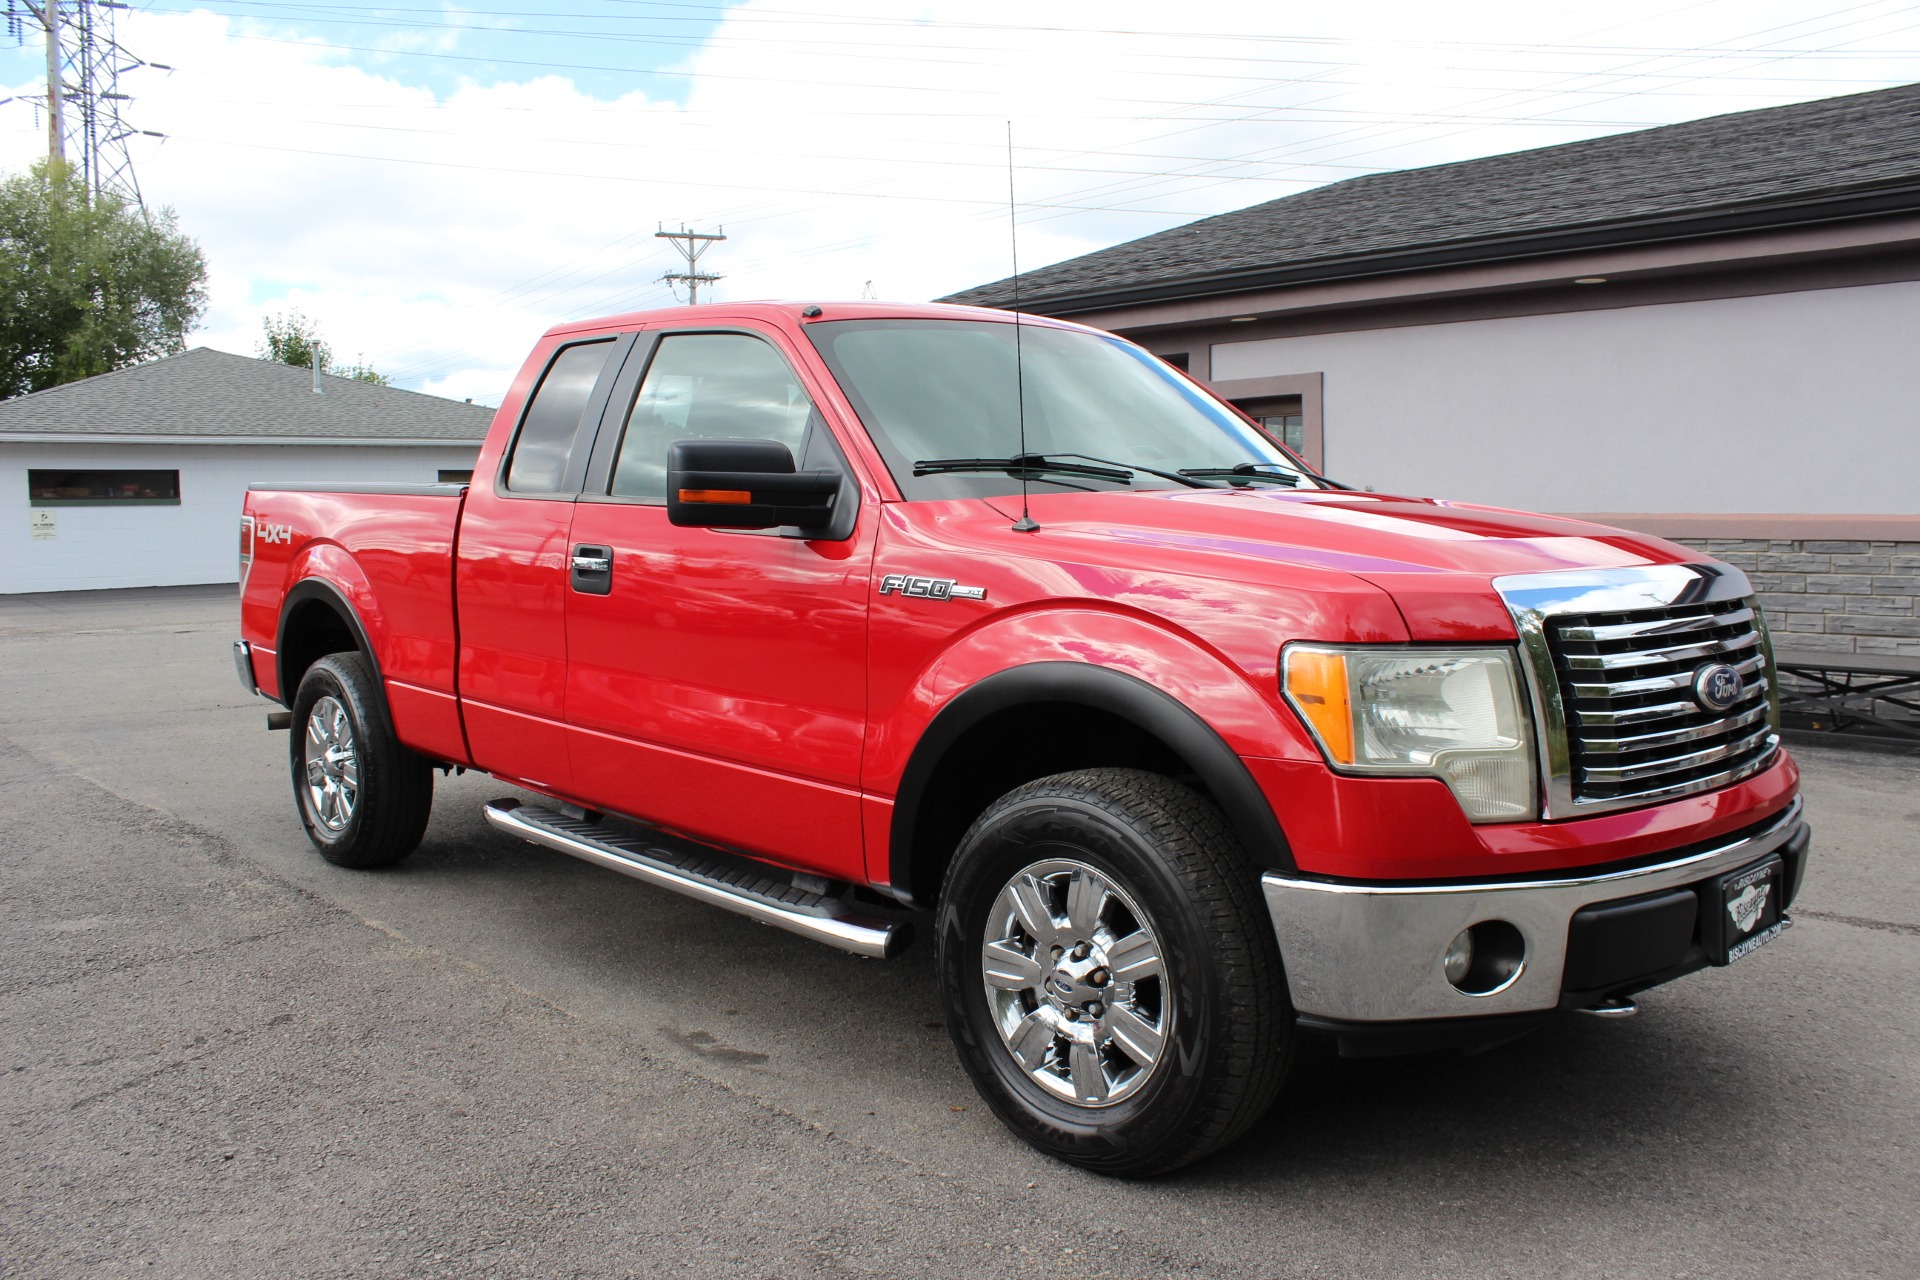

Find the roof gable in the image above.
[{"left": 0, "top": 347, "right": 495, "bottom": 442}]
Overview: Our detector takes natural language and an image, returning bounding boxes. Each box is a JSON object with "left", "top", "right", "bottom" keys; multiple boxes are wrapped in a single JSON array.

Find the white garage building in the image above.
[{"left": 1, "top": 348, "right": 492, "bottom": 594}]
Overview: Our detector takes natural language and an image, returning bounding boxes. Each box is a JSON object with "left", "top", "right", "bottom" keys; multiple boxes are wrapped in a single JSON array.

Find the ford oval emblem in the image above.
[{"left": 1692, "top": 662, "right": 1744, "bottom": 713}]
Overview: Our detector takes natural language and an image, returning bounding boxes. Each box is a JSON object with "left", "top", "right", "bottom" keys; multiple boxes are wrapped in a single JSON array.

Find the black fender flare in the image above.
[
  {"left": 887, "top": 662, "right": 1295, "bottom": 905},
  {"left": 274, "top": 578, "right": 382, "bottom": 707}
]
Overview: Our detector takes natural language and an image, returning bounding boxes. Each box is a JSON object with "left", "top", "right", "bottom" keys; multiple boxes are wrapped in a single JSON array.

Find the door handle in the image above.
[{"left": 570, "top": 544, "right": 613, "bottom": 595}]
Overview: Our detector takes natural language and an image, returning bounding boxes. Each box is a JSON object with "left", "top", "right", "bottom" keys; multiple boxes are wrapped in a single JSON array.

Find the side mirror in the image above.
[{"left": 666, "top": 439, "right": 841, "bottom": 532}]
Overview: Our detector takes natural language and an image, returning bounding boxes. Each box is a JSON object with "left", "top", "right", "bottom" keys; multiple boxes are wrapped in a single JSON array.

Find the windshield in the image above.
[{"left": 805, "top": 318, "right": 1316, "bottom": 500}]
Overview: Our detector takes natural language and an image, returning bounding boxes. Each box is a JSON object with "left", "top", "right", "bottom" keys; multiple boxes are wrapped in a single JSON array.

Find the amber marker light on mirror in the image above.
[
  {"left": 676, "top": 489, "right": 753, "bottom": 504},
  {"left": 1282, "top": 647, "right": 1354, "bottom": 763}
]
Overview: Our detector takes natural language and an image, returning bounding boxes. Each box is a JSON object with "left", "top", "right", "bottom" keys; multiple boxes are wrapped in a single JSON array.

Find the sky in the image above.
[{"left": 4, "top": 0, "right": 1920, "bottom": 406}]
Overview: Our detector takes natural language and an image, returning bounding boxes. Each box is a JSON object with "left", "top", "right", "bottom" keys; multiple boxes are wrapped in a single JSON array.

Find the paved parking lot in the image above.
[{"left": 2, "top": 585, "right": 1916, "bottom": 1279}]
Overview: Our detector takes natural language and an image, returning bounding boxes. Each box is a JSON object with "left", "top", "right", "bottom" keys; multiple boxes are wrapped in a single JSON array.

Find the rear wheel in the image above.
[
  {"left": 935, "top": 768, "right": 1291, "bottom": 1177},
  {"left": 289, "top": 652, "right": 433, "bottom": 869}
]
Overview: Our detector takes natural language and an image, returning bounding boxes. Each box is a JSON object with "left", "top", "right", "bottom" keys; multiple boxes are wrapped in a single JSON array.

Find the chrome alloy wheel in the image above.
[
  {"left": 980, "top": 858, "right": 1171, "bottom": 1107},
  {"left": 302, "top": 695, "right": 359, "bottom": 833}
]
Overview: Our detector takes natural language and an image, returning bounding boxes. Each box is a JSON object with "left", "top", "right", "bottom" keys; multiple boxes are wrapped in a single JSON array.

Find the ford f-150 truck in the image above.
[{"left": 236, "top": 300, "right": 1809, "bottom": 1176}]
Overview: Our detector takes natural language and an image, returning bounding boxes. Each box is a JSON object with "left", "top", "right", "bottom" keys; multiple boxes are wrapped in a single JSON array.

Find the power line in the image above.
[
  {"left": 1003, "top": 0, "right": 1920, "bottom": 227},
  {"left": 72, "top": 1, "right": 1920, "bottom": 387},
  {"left": 136, "top": 0, "right": 1920, "bottom": 59}
]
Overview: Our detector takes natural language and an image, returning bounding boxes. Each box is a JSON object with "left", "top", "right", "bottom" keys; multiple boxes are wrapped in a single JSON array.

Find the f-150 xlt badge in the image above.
[{"left": 878, "top": 574, "right": 986, "bottom": 601}]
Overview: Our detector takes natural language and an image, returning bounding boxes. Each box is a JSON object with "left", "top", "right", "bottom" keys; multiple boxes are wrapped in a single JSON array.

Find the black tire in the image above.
[
  {"left": 935, "top": 768, "right": 1291, "bottom": 1177},
  {"left": 288, "top": 651, "right": 433, "bottom": 869}
]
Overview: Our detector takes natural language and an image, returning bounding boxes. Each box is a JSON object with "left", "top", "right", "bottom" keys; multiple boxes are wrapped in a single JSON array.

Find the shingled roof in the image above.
[
  {"left": 944, "top": 82, "right": 1920, "bottom": 314},
  {"left": 0, "top": 347, "right": 494, "bottom": 444}
]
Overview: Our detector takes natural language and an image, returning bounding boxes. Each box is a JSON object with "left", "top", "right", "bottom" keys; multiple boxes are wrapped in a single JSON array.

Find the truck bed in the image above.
[{"left": 239, "top": 482, "right": 469, "bottom": 765}]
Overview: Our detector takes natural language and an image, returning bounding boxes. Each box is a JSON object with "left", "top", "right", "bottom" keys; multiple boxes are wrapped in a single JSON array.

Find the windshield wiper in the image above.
[
  {"left": 1045, "top": 453, "right": 1219, "bottom": 489},
  {"left": 1181, "top": 463, "right": 1358, "bottom": 491},
  {"left": 1179, "top": 463, "right": 1301, "bottom": 487},
  {"left": 913, "top": 454, "right": 1133, "bottom": 483}
]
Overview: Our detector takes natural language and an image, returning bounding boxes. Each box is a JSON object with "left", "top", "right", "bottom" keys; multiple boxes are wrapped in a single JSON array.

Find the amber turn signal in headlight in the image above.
[
  {"left": 1281, "top": 648, "right": 1354, "bottom": 764},
  {"left": 1282, "top": 644, "right": 1538, "bottom": 823}
]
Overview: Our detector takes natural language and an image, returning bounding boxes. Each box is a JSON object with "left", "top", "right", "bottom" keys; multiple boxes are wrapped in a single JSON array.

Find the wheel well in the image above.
[
  {"left": 279, "top": 597, "right": 360, "bottom": 699},
  {"left": 902, "top": 702, "right": 1207, "bottom": 905}
]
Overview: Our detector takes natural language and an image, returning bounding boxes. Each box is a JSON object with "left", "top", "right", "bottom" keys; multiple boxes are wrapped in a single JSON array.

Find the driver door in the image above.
[{"left": 562, "top": 327, "right": 875, "bottom": 880}]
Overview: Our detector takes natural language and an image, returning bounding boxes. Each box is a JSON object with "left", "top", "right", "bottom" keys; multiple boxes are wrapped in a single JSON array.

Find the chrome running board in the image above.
[{"left": 482, "top": 799, "right": 910, "bottom": 959}]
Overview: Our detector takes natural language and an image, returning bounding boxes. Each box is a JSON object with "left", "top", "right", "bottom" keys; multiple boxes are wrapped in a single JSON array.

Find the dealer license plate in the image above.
[{"left": 1710, "top": 855, "right": 1787, "bottom": 965}]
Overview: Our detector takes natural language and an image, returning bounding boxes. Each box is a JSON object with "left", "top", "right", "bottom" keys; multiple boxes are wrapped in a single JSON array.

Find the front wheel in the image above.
[
  {"left": 289, "top": 652, "right": 433, "bottom": 869},
  {"left": 935, "top": 768, "right": 1291, "bottom": 1177}
]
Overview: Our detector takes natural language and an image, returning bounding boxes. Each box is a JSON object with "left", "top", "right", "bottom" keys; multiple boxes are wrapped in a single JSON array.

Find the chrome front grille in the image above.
[
  {"left": 1546, "top": 597, "right": 1778, "bottom": 807},
  {"left": 1494, "top": 563, "right": 1783, "bottom": 820}
]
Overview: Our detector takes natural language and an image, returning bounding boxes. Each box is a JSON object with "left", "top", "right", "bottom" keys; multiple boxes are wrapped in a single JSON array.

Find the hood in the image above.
[{"left": 984, "top": 487, "right": 1701, "bottom": 641}]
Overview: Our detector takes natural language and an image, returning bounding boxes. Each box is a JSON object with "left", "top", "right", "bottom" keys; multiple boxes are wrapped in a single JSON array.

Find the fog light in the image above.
[
  {"left": 1443, "top": 929, "right": 1474, "bottom": 985},
  {"left": 1443, "top": 920, "right": 1527, "bottom": 996}
]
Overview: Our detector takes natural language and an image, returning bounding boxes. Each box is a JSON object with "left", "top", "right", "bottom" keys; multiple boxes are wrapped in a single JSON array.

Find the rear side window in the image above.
[
  {"left": 609, "top": 333, "right": 814, "bottom": 503},
  {"left": 504, "top": 339, "right": 615, "bottom": 494}
]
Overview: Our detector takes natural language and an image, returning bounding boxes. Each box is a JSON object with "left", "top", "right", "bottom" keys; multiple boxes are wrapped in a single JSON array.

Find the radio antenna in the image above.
[{"left": 1007, "top": 121, "right": 1038, "bottom": 534}]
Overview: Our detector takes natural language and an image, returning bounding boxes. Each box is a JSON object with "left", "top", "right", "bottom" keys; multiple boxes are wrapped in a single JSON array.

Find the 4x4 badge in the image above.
[{"left": 878, "top": 573, "right": 986, "bottom": 602}]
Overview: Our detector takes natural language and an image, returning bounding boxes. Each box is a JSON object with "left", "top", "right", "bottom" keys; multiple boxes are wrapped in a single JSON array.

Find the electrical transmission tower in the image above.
[
  {"left": 656, "top": 226, "right": 726, "bottom": 304},
  {"left": 4, "top": 0, "right": 167, "bottom": 205}
]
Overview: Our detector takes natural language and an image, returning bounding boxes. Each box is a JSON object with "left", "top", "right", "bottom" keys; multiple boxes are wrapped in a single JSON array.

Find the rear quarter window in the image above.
[{"left": 504, "top": 339, "right": 616, "bottom": 494}]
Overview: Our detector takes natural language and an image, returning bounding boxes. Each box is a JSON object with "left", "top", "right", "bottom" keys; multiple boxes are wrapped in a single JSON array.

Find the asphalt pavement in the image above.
[{"left": 2, "top": 585, "right": 1916, "bottom": 1279}]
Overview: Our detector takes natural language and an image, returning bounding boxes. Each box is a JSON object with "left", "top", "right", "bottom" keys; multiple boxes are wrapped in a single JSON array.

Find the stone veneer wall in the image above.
[{"left": 1684, "top": 539, "right": 1920, "bottom": 658}]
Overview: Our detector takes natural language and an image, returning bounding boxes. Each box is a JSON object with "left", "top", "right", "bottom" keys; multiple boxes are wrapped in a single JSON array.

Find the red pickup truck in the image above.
[{"left": 237, "top": 301, "right": 1808, "bottom": 1176}]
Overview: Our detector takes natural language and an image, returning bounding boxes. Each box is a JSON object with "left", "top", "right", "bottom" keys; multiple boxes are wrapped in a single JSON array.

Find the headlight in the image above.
[{"left": 1282, "top": 645, "right": 1537, "bottom": 822}]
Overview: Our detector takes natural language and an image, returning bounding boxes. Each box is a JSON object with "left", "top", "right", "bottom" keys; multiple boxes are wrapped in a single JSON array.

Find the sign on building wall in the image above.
[{"left": 29, "top": 510, "right": 56, "bottom": 540}]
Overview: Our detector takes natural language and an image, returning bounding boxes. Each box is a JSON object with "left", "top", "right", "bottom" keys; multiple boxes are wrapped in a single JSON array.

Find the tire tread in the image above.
[{"left": 291, "top": 651, "right": 433, "bottom": 869}]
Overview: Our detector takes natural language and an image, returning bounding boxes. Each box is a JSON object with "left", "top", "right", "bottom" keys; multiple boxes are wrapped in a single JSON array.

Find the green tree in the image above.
[
  {"left": 260, "top": 309, "right": 327, "bottom": 370},
  {"left": 0, "top": 161, "right": 208, "bottom": 400},
  {"left": 260, "top": 310, "right": 390, "bottom": 385}
]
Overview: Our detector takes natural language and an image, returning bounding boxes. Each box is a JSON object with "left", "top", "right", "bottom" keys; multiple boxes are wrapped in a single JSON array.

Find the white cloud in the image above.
[{"left": 4, "top": 0, "right": 1917, "bottom": 406}]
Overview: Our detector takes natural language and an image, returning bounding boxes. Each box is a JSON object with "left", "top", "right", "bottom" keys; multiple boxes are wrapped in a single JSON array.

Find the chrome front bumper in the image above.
[{"left": 1262, "top": 799, "right": 1806, "bottom": 1023}]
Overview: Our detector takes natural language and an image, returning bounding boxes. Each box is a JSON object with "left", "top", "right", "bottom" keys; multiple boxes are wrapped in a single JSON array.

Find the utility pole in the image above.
[
  {"left": 6, "top": 0, "right": 164, "bottom": 204},
  {"left": 42, "top": 0, "right": 62, "bottom": 166},
  {"left": 656, "top": 226, "right": 726, "bottom": 305}
]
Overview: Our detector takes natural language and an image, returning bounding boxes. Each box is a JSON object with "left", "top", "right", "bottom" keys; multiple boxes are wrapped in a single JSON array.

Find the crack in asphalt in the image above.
[
  {"left": 1796, "top": 909, "right": 1920, "bottom": 937},
  {"left": 0, "top": 924, "right": 322, "bottom": 998}
]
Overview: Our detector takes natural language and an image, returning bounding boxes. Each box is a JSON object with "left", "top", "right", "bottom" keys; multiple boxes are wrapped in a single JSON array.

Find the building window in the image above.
[
  {"left": 1257, "top": 404, "right": 1307, "bottom": 455},
  {"left": 28, "top": 469, "right": 181, "bottom": 505},
  {"left": 1159, "top": 352, "right": 1190, "bottom": 372},
  {"left": 438, "top": 469, "right": 474, "bottom": 483},
  {"left": 1210, "top": 373, "right": 1323, "bottom": 471}
]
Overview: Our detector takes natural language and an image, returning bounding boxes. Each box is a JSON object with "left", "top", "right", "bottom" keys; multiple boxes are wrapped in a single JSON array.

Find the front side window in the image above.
[
  {"left": 805, "top": 319, "right": 1313, "bottom": 500},
  {"left": 610, "top": 332, "right": 815, "bottom": 502},
  {"left": 503, "top": 339, "right": 615, "bottom": 494}
]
